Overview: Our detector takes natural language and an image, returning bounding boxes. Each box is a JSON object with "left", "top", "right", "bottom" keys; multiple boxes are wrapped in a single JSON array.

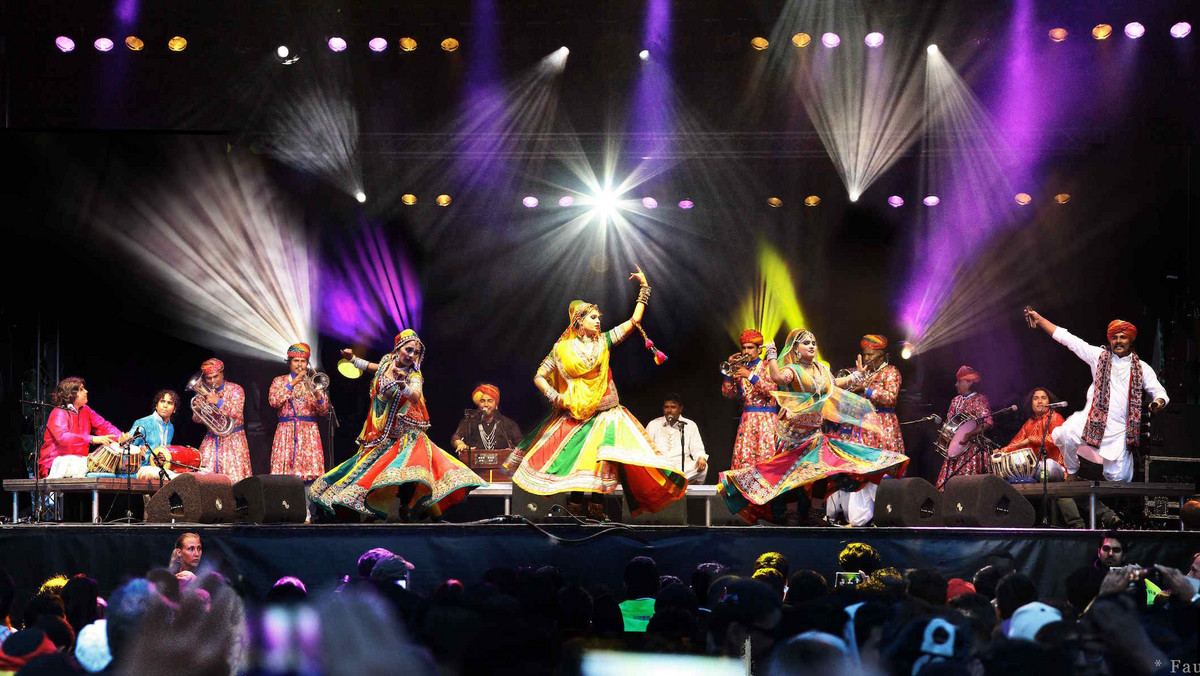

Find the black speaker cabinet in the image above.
[
  {"left": 232, "top": 475, "right": 307, "bottom": 524},
  {"left": 942, "top": 475, "right": 1036, "bottom": 528},
  {"left": 510, "top": 483, "right": 622, "bottom": 522},
  {"left": 619, "top": 495, "right": 687, "bottom": 525},
  {"left": 145, "top": 474, "right": 238, "bottom": 524},
  {"left": 875, "top": 477, "right": 943, "bottom": 527}
]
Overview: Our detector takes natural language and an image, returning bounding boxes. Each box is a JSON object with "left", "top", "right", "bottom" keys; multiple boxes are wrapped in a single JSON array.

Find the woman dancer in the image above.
[
  {"left": 718, "top": 329, "right": 909, "bottom": 524},
  {"left": 505, "top": 266, "right": 687, "bottom": 519},
  {"left": 309, "top": 329, "right": 485, "bottom": 520}
]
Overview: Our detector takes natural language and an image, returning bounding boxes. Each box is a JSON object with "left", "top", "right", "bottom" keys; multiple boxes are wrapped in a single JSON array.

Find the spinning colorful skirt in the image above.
[{"left": 719, "top": 361, "right": 909, "bottom": 524}]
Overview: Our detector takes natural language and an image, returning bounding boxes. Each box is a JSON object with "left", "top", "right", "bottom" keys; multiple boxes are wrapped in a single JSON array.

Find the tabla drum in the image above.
[
  {"left": 990, "top": 448, "right": 1039, "bottom": 483},
  {"left": 934, "top": 414, "right": 978, "bottom": 458},
  {"left": 149, "top": 445, "right": 203, "bottom": 473},
  {"left": 87, "top": 443, "right": 143, "bottom": 475}
]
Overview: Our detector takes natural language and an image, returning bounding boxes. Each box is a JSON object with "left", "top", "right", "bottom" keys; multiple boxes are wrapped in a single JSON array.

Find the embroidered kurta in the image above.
[
  {"left": 269, "top": 375, "right": 331, "bottom": 480},
  {"left": 38, "top": 405, "right": 122, "bottom": 478},
  {"left": 834, "top": 364, "right": 904, "bottom": 455},
  {"left": 196, "top": 381, "right": 252, "bottom": 483},
  {"left": 721, "top": 357, "right": 779, "bottom": 470},
  {"left": 128, "top": 412, "right": 174, "bottom": 467},
  {"left": 451, "top": 413, "right": 522, "bottom": 452},
  {"left": 1050, "top": 327, "right": 1169, "bottom": 473},
  {"left": 936, "top": 392, "right": 993, "bottom": 488},
  {"left": 309, "top": 353, "right": 485, "bottom": 519},
  {"left": 1000, "top": 411, "right": 1066, "bottom": 466}
]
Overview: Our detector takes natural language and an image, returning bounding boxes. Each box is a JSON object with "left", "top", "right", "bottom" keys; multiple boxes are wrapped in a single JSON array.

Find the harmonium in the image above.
[{"left": 466, "top": 448, "right": 514, "bottom": 482}]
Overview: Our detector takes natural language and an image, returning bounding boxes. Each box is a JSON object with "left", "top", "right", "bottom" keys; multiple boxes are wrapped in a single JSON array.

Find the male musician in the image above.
[
  {"left": 936, "top": 366, "right": 993, "bottom": 489},
  {"left": 451, "top": 384, "right": 522, "bottom": 457},
  {"left": 38, "top": 377, "right": 131, "bottom": 478},
  {"left": 999, "top": 387, "right": 1084, "bottom": 526},
  {"left": 827, "top": 334, "right": 904, "bottom": 525},
  {"left": 1024, "top": 310, "right": 1168, "bottom": 483},
  {"left": 721, "top": 329, "right": 778, "bottom": 470},
  {"left": 269, "top": 343, "right": 331, "bottom": 481},
  {"left": 644, "top": 393, "right": 708, "bottom": 484},
  {"left": 195, "top": 358, "right": 252, "bottom": 482},
  {"left": 128, "top": 390, "right": 178, "bottom": 470}
]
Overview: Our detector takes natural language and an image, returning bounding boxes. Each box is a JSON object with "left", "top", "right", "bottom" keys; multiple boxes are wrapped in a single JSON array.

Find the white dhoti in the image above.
[
  {"left": 47, "top": 455, "right": 89, "bottom": 479},
  {"left": 825, "top": 483, "right": 878, "bottom": 526},
  {"left": 1053, "top": 412, "right": 1135, "bottom": 482}
]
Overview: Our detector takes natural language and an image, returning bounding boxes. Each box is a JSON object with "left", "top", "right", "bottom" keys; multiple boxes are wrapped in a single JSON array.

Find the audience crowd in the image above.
[{"left": 0, "top": 531, "right": 1197, "bottom": 675}]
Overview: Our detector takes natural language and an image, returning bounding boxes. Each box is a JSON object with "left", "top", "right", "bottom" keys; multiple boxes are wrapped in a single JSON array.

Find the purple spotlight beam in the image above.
[
  {"left": 923, "top": 195, "right": 940, "bottom": 206},
  {"left": 56, "top": 36, "right": 76, "bottom": 52}
]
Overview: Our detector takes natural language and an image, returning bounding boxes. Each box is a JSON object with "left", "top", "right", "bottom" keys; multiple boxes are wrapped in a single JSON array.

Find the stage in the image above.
[{"left": 2, "top": 521, "right": 1198, "bottom": 604}]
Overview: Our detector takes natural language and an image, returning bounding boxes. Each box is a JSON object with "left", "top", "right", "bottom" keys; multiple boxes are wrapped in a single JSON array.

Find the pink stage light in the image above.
[
  {"left": 56, "top": 36, "right": 76, "bottom": 52},
  {"left": 887, "top": 195, "right": 904, "bottom": 207},
  {"left": 678, "top": 199, "right": 694, "bottom": 209},
  {"left": 328, "top": 37, "right": 347, "bottom": 52},
  {"left": 558, "top": 196, "right": 575, "bottom": 207},
  {"left": 368, "top": 37, "right": 388, "bottom": 52},
  {"left": 864, "top": 32, "right": 885, "bottom": 48},
  {"left": 821, "top": 32, "right": 841, "bottom": 48},
  {"left": 94, "top": 37, "right": 114, "bottom": 52},
  {"left": 522, "top": 196, "right": 539, "bottom": 208},
  {"left": 923, "top": 195, "right": 940, "bottom": 206},
  {"left": 642, "top": 197, "right": 658, "bottom": 209},
  {"left": 1170, "top": 22, "right": 1192, "bottom": 38},
  {"left": 1124, "top": 22, "right": 1145, "bottom": 39}
]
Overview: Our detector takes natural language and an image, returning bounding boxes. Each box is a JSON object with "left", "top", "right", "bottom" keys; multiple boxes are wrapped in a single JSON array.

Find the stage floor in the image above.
[{"left": 2, "top": 522, "right": 1197, "bottom": 604}]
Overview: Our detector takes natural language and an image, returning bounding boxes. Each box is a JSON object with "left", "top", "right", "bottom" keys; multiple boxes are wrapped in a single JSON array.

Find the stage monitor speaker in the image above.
[
  {"left": 619, "top": 495, "right": 686, "bottom": 525},
  {"left": 942, "top": 474, "right": 1036, "bottom": 528},
  {"left": 511, "top": 483, "right": 622, "bottom": 522},
  {"left": 874, "top": 477, "right": 943, "bottom": 527},
  {"left": 145, "top": 474, "right": 238, "bottom": 524},
  {"left": 232, "top": 475, "right": 307, "bottom": 524}
]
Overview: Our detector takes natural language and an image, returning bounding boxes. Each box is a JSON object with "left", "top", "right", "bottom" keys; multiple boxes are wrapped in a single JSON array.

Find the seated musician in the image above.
[
  {"left": 936, "top": 366, "right": 993, "bottom": 490},
  {"left": 644, "top": 393, "right": 708, "bottom": 484},
  {"left": 999, "top": 387, "right": 1081, "bottom": 527},
  {"left": 451, "top": 384, "right": 522, "bottom": 458},
  {"left": 38, "top": 377, "right": 131, "bottom": 478},
  {"left": 129, "top": 390, "right": 181, "bottom": 479}
]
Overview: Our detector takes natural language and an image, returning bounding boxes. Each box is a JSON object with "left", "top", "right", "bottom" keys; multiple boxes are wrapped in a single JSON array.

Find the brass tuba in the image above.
[
  {"left": 186, "top": 371, "right": 236, "bottom": 436},
  {"left": 719, "top": 353, "right": 753, "bottom": 377}
]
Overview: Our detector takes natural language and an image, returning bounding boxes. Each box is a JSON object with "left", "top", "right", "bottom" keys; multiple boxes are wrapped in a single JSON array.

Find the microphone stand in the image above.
[
  {"left": 114, "top": 429, "right": 145, "bottom": 524},
  {"left": 20, "top": 399, "right": 56, "bottom": 524},
  {"left": 1037, "top": 412, "right": 1052, "bottom": 526}
]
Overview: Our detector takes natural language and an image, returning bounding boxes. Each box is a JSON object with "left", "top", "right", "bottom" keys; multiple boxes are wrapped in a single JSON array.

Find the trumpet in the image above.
[
  {"left": 719, "top": 353, "right": 752, "bottom": 377},
  {"left": 186, "top": 372, "right": 236, "bottom": 436},
  {"left": 299, "top": 366, "right": 330, "bottom": 395}
]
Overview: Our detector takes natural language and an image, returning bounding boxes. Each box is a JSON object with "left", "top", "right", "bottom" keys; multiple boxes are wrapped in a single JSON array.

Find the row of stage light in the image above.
[
  {"left": 749, "top": 20, "right": 1191, "bottom": 50},
  {"left": 51, "top": 35, "right": 461, "bottom": 54},
  {"left": 520, "top": 196, "right": 694, "bottom": 209},
  {"left": 753, "top": 192, "right": 1073, "bottom": 208}
]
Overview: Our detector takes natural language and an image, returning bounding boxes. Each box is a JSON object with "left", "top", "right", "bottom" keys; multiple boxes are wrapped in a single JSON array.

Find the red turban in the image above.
[
  {"left": 1106, "top": 320, "right": 1137, "bottom": 342},
  {"left": 472, "top": 384, "right": 500, "bottom": 405},
  {"left": 740, "top": 329, "right": 764, "bottom": 346},
  {"left": 860, "top": 334, "right": 888, "bottom": 351},
  {"left": 200, "top": 358, "right": 224, "bottom": 376},
  {"left": 286, "top": 343, "right": 311, "bottom": 360},
  {"left": 955, "top": 365, "right": 981, "bottom": 383}
]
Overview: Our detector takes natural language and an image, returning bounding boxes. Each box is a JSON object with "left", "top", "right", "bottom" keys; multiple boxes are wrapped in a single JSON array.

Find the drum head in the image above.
[{"left": 946, "top": 419, "right": 978, "bottom": 457}]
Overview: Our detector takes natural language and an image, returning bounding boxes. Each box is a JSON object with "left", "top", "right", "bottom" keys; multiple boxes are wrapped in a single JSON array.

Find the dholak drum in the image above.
[
  {"left": 934, "top": 414, "right": 978, "bottom": 458},
  {"left": 87, "top": 443, "right": 143, "bottom": 475},
  {"left": 149, "top": 446, "right": 203, "bottom": 473},
  {"left": 991, "top": 448, "right": 1039, "bottom": 483}
]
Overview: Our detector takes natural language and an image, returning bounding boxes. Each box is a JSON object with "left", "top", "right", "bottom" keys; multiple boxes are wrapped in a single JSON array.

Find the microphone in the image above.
[
  {"left": 1047, "top": 401, "right": 1069, "bottom": 409},
  {"left": 994, "top": 404, "right": 1019, "bottom": 415},
  {"left": 1023, "top": 306, "right": 1036, "bottom": 328}
]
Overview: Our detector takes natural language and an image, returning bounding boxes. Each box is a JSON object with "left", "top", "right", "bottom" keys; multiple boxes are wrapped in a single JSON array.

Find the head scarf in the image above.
[
  {"left": 955, "top": 365, "right": 981, "bottom": 383},
  {"left": 286, "top": 343, "right": 311, "bottom": 360},
  {"left": 558, "top": 300, "right": 600, "bottom": 342},
  {"left": 861, "top": 334, "right": 888, "bottom": 351},
  {"left": 779, "top": 328, "right": 815, "bottom": 366},
  {"left": 1106, "top": 319, "right": 1137, "bottom": 342},
  {"left": 200, "top": 358, "right": 224, "bottom": 376},
  {"left": 472, "top": 384, "right": 500, "bottom": 405},
  {"left": 393, "top": 329, "right": 426, "bottom": 369},
  {"left": 740, "top": 329, "right": 764, "bottom": 346}
]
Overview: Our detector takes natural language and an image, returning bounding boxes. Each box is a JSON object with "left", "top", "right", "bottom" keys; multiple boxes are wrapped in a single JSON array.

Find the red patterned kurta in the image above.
[
  {"left": 269, "top": 375, "right": 331, "bottom": 480},
  {"left": 834, "top": 365, "right": 904, "bottom": 455},
  {"left": 1000, "top": 411, "right": 1065, "bottom": 466},
  {"left": 721, "top": 358, "right": 779, "bottom": 470},
  {"left": 936, "top": 392, "right": 993, "bottom": 489},
  {"left": 196, "top": 381, "right": 252, "bottom": 483}
]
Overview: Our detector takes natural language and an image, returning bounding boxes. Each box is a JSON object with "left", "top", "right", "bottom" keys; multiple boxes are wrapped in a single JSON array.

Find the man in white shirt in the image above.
[
  {"left": 644, "top": 394, "right": 708, "bottom": 484},
  {"left": 1024, "top": 310, "right": 1168, "bottom": 483}
]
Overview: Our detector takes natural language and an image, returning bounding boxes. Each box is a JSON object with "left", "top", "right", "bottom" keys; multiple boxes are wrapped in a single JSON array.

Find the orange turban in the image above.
[
  {"left": 286, "top": 343, "right": 311, "bottom": 359},
  {"left": 1106, "top": 320, "right": 1137, "bottom": 342},
  {"left": 472, "top": 384, "right": 500, "bottom": 405},
  {"left": 200, "top": 358, "right": 224, "bottom": 376},
  {"left": 740, "top": 329, "right": 764, "bottom": 346},
  {"left": 860, "top": 334, "right": 888, "bottom": 351},
  {"left": 956, "top": 365, "right": 981, "bottom": 383}
]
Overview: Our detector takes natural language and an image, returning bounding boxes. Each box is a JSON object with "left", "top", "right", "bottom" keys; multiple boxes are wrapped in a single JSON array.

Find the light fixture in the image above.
[
  {"left": 1015, "top": 193, "right": 1032, "bottom": 205},
  {"left": 399, "top": 37, "right": 417, "bottom": 52},
  {"left": 767, "top": 197, "right": 783, "bottom": 208},
  {"left": 923, "top": 195, "right": 940, "bottom": 206},
  {"left": 368, "top": 37, "right": 388, "bottom": 52},
  {"left": 888, "top": 195, "right": 904, "bottom": 208},
  {"left": 167, "top": 36, "right": 187, "bottom": 52},
  {"left": 792, "top": 33, "right": 812, "bottom": 48},
  {"left": 1092, "top": 24, "right": 1113, "bottom": 40},
  {"left": 927, "top": 44, "right": 939, "bottom": 54},
  {"left": 1124, "top": 22, "right": 1145, "bottom": 39},
  {"left": 558, "top": 196, "right": 575, "bottom": 207},
  {"left": 900, "top": 343, "right": 913, "bottom": 360},
  {"left": 401, "top": 194, "right": 417, "bottom": 205},
  {"left": 849, "top": 192, "right": 860, "bottom": 202},
  {"left": 522, "top": 196, "right": 539, "bottom": 208},
  {"left": 821, "top": 32, "right": 841, "bottom": 48},
  {"left": 678, "top": 199, "right": 694, "bottom": 209},
  {"left": 639, "top": 49, "right": 650, "bottom": 60},
  {"left": 436, "top": 194, "right": 452, "bottom": 207},
  {"left": 125, "top": 36, "right": 144, "bottom": 51},
  {"left": 276, "top": 45, "right": 290, "bottom": 58},
  {"left": 864, "top": 32, "right": 885, "bottom": 48},
  {"left": 1054, "top": 193, "right": 1071, "bottom": 204},
  {"left": 1171, "top": 22, "right": 1192, "bottom": 38},
  {"left": 327, "top": 37, "right": 347, "bottom": 52},
  {"left": 55, "top": 36, "right": 76, "bottom": 52},
  {"left": 354, "top": 191, "right": 366, "bottom": 204},
  {"left": 94, "top": 37, "right": 114, "bottom": 52},
  {"left": 1049, "top": 28, "right": 1068, "bottom": 42},
  {"left": 441, "top": 38, "right": 459, "bottom": 52},
  {"left": 751, "top": 37, "right": 769, "bottom": 51},
  {"left": 804, "top": 195, "right": 821, "bottom": 207},
  {"left": 642, "top": 197, "right": 658, "bottom": 209}
]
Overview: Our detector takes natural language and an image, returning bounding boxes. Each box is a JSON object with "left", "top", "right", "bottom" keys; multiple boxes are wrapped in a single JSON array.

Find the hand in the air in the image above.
[
  {"left": 1024, "top": 307, "right": 1044, "bottom": 327},
  {"left": 855, "top": 354, "right": 866, "bottom": 372},
  {"left": 629, "top": 264, "right": 648, "bottom": 287},
  {"left": 1153, "top": 564, "right": 1197, "bottom": 601},
  {"left": 340, "top": 348, "right": 355, "bottom": 360}
]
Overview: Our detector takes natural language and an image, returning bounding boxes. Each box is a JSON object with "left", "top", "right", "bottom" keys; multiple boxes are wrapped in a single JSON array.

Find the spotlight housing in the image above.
[
  {"left": 642, "top": 197, "right": 658, "bottom": 209},
  {"left": 864, "top": 32, "right": 885, "bottom": 48},
  {"left": 436, "top": 194, "right": 452, "bottom": 207},
  {"left": 1171, "top": 22, "right": 1192, "bottom": 38},
  {"left": 678, "top": 199, "right": 694, "bottom": 210},
  {"left": 1124, "top": 22, "right": 1145, "bottom": 39},
  {"left": 1053, "top": 193, "right": 1071, "bottom": 204},
  {"left": 821, "top": 32, "right": 841, "bottom": 48},
  {"left": 927, "top": 44, "right": 939, "bottom": 54},
  {"left": 441, "top": 38, "right": 459, "bottom": 52},
  {"left": 368, "top": 37, "right": 388, "bottom": 52},
  {"left": 125, "top": 36, "right": 144, "bottom": 51},
  {"left": 401, "top": 194, "right": 417, "bottom": 206},
  {"left": 558, "top": 196, "right": 575, "bottom": 207},
  {"left": 1049, "top": 28, "right": 1068, "bottom": 42},
  {"left": 767, "top": 197, "right": 783, "bottom": 208},
  {"left": 94, "top": 37, "right": 114, "bottom": 52},
  {"left": 888, "top": 195, "right": 904, "bottom": 208},
  {"left": 523, "top": 196, "right": 539, "bottom": 208},
  {"left": 354, "top": 191, "right": 367, "bottom": 204},
  {"left": 751, "top": 37, "right": 769, "bottom": 50},
  {"left": 792, "top": 33, "right": 812, "bottom": 48},
  {"left": 1015, "top": 193, "right": 1032, "bottom": 206},
  {"left": 900, "top": 343, "right": 913, "bottom": 360},
  {"left": 327, "top": 37, "right": 347, "bottom": 52},
  {"left": 167, "top": 36, "right": 187, "bottom": 52},
  {"left": 639, "top": 49, "right": 650, "bottom": 60},
  {"left": 1092, "top": 24, "right": 1113, "bottom": 40},
  {"left": 923, "top": 195, "right": 940, "bottom": 206},
  {"left": 804, "top": 195, "right": 821, "bottom": 207},
  {"left": 399, "top": 37, "right": 417, "bottom": 52},
  {"left": 276, "top": 45, "right": 290, "bottom": 58},
  {"left": 55, "top": 36, "right": 76, "bottom": 52}
]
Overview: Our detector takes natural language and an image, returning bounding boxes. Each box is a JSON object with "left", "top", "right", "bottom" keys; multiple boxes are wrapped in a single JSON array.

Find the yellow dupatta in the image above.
[
  {"left": 774, "top": 361, "right": 883, "bottom": 435},
  {"left": 551, "top": 335, "right": 611, "bottom": 420}
]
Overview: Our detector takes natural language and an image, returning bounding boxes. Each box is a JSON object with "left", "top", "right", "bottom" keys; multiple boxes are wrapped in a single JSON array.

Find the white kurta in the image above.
[
  {"left": 1050, "top": 327, "right": 1169, "bottom": 481},
  {"left": 644, "top": 416, "right": 708, "bottom": 483}
]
